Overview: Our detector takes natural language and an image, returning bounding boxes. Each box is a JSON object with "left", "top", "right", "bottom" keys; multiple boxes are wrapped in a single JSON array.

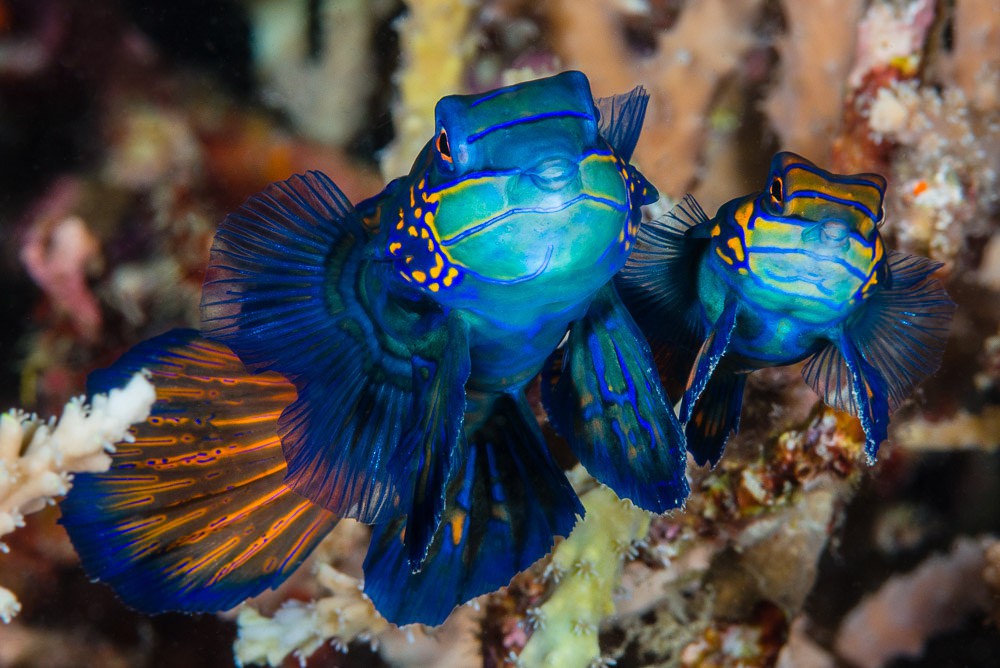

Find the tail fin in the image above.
[
  {"left": 60, "top": 331, "right": 337, "bottom": 613},
  {"left": 362, "top": 394, "right": 582, "bottom": 626}
]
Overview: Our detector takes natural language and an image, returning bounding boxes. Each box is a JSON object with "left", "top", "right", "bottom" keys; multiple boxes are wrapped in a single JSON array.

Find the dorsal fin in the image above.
[{"left": 595, "top": 85, "right": 649, "bottom": 162}]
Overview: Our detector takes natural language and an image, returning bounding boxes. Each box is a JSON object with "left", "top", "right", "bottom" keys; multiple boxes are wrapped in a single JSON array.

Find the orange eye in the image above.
[
  {"left": 435, "top": 130, "right": 452, "bottom": 163},
  {"left": 769, "top": 176, "right": 783, "bottom": 206}
]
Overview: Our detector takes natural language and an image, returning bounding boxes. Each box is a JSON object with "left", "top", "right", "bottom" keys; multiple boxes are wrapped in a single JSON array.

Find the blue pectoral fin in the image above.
[
  {"left": 60, "top": 331, "right": 338, "bottom": 614},
  {"left": 802, "top": 251, "right": 955, "bottom": 462},
  {"left": 837, "top": 333, "right": 891, "bottom": 462},
  {"left": 680, "top": 297, "right": 737, "bottom": 425},
  {"left": 397, "top": 314, "right": 471, "bottom": 570},
  {"left": 685, "top": 369, "right": 747, "bottom": 466},
  {"left": 595, "top": 85, "right": 649, "bottom": 162},
  {"left": 616, "top": 195, "right": 711, "bottom": 390},
  {"left": 542, "top": 284, "right": 689, "bottom": 513},
  {"left": 363, "top": 394, "right": 581, "bottom": 627},
  {"left": 200, "top": 170, "right": 462, "bottom": 524}
]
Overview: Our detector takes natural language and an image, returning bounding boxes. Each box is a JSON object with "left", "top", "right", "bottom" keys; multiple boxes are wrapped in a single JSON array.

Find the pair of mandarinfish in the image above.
[{"left": 60, "top": 71, "right": 953, "bottom": 627}]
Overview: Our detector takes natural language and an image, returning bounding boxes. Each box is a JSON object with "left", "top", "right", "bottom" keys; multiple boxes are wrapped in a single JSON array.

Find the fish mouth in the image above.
[{"left": 525, "top": 157, "right": 579, "bottom": 192}]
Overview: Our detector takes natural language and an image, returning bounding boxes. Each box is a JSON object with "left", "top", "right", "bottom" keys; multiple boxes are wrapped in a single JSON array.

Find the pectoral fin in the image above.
[
  {"left": 616, "top": 195, "right": 712, "bottom": 393},
  {"left": 802, "top": 251, "right": 954, "bottom": 462},
  {"left": 542, "top": 284, "right": 688, "bottom": 513},
  {"left": 60, "top": 331, "right": 338, "bottom": 613}
]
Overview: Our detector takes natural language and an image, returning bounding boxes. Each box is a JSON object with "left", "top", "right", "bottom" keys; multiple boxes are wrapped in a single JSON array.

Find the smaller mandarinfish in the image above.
[
  {"left": 60, "top": 71, "right": 689, "bottom": 627},
  {"left": 617, "top": 151, "right": 955, "bottom": 467}
]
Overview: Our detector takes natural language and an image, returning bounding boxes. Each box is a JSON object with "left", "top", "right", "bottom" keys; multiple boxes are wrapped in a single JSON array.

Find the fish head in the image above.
[
  {"left": 729, "top": 151, "right": 888, "bottom": 308},
  {"left": 385, "top": 71, "right": 646, "bottom": 305}
]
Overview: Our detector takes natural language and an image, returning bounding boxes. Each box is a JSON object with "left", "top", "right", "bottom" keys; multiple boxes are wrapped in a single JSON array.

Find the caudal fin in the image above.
[{"left": 362, "top": 393, "right": 581, "bottom": 626}]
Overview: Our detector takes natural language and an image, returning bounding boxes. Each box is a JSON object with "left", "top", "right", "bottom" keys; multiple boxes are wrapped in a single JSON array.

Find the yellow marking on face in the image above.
[
  {"left": 711, "top": 224, "right": 721, "bottom": 237},
  {"left": 389, "top": 242, "right": 402, "bottom": 254},
  {"left": 408, "top": 226, "right": 418, "bottom": 237},
  {"left": 427, "top": 239, "right": 434, "bottom": 252},
  {"left": 715, "top": 246, "right": 734, "bottom": 265},
  {"left": 727, "top": 237, "right": 745, "bottom": 263},
  {"left": 860, "top": 270, "right": 878, "bottom": 296},
  {"left": 733, "top": 201, "right": 753, "bottom": 233},
  {"left": 420, "top": 228, "right": 429, "bottom": 239},
  {"left": 409, "top": 188, "right": 415, "bottom": 208},
  {"left": 412, "top": 270, "right": 427, "bottom": 283},
  {"left": 450, "top": 512, "right": 465, "bottom": 546},
  {"left": 443, "top": 267, "right": 458, "bottom": 287},
  {"left": 428, "top": 282, "right": 440, "bottom": 292},
  {"left": 430, "top": 254, "right": 444, "bottom": 279}
]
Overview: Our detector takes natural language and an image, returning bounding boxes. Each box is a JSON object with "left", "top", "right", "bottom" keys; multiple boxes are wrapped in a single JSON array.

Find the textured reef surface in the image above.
[{"left": 1, "top": 0, "right": 999, "bottom": 666}]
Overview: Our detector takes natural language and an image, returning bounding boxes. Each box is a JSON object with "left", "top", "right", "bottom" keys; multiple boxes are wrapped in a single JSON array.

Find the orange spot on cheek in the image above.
[
  {"left": 912, "top": 180, "right": 928, "bottom": 197},
  {"left": 450, "top": 513, "right": 465, "bottom": 545}
]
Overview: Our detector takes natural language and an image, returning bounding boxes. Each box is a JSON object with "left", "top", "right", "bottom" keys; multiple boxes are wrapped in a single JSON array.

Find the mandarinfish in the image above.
[
  {"left": 60, "top": 71, "right": 688, "bottom": 627},
  {"left": 617, "top": 151, "right": 955, "bottom": 467}
]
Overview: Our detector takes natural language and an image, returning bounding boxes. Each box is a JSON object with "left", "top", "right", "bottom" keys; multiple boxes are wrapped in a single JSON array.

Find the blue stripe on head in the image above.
[
  {"left": 466, "top": 110, "right": 596, "bottom": 144},
  {"left": 784, "top": 189, "right": 879, "bottom": 220},
  {"left": 779, "top": 159, "right": 887, "bottom": 197}
]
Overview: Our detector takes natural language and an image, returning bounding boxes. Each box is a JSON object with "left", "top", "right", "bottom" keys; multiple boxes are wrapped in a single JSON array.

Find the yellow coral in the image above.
[{"left": 519, "top": 481, "right": 653, "bottom": 667}]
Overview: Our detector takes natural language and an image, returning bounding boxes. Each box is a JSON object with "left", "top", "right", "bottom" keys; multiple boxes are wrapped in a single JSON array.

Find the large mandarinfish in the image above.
[
  {"left": 60, "top": 71, "right": 689, "bottom": 626},
  {"left": 617, "top": 151, "right": 955, "bottom": 468}
]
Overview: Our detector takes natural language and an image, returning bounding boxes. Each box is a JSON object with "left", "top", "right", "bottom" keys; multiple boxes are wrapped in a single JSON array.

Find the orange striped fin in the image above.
[{"left": 61, "top": 329, "right": 338, "bottom": 613}]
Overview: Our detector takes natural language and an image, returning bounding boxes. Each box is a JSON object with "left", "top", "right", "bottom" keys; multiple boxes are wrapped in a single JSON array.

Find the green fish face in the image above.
[
  {"left": 711, "top": 152, "right": 888, "bottom": 320},
  {"left": 383, "top": 71, "right": 648, "bottom": 313}
]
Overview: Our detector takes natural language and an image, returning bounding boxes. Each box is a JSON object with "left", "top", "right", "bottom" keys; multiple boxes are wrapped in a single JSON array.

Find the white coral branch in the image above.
[
  {"left": 234, "top": 563, "right": 391, "bottom": 666},
  {"left": 0, "top": 371, "right": 156, "bottom": 623}
]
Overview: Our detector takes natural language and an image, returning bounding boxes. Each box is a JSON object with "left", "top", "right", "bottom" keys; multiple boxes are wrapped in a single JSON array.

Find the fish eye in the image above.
[
  {"left": 435, "top": 129, "right": 453, "bottom": 164},
  {"left": 769, "top": 176, "right": 783, "bottom": 206}
]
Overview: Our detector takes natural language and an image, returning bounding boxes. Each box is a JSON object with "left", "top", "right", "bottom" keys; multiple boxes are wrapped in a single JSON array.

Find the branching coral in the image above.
[
  {"left": 379, "top": 0, "right": 477, "bottom": 179},
  {"left": 246, "top": 0, "right": 396, "bottom": 147},
  {"left": 0, "top": 372, "right": 155, "bottom": 623},
  {"left": 235, "top": 562, "right": 391, "bottom": 665},
  {"left": 835, "top": 537, "right": 997, "bottom": 668},
  {"left": 20, "top": 210, "right": 103, "bottom": 344},
  {"left": 547, "top": 0, "right": 766, "bottom": 197},
  {"left": 517, "top": 482, "right": 652, "bottom": 668},
  {"left": 763, "top": 0, "right": 865, "bottom": 164}
]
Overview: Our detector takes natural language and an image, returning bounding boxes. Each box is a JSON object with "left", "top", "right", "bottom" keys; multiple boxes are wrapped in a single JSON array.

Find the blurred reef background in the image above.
[{"left": 1, "top": 0, "right": 999, "bottom": 666}]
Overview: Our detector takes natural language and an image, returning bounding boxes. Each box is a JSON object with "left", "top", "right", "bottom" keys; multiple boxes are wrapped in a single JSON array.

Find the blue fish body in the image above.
[
  {"left": 618, "top": 151, "right": 955, "bottom": 466},
  {"left": 61, "top": 72, "right": 689, "bottom": 626}
]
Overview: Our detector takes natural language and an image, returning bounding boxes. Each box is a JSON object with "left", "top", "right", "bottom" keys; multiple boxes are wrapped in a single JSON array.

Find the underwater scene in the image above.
[{"left": 1, "top": 0, "right": 999, "bottom": 666}]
